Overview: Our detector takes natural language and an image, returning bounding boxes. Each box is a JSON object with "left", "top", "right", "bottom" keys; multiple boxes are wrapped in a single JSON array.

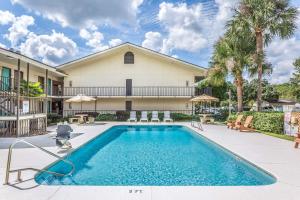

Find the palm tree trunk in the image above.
[
  {"left": 235, "top": 75, "right": 243, "bottom": 113},
  {"left": 256, "top": 29, "right": 263, "bottom": 111}
]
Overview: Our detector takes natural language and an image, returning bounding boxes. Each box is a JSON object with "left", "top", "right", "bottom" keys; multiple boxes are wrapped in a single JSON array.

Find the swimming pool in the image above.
[{"left": 35, "top": 125, "right": 276, "bottom": 186}]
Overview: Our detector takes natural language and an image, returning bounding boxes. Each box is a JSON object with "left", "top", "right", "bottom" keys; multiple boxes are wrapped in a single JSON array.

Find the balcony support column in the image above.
[
  {"left": 26, "top": 63, "right": 29, "bottom": 95},
  {"left": 16, "top": 59, "right": 20, "bottom": 137},
  {"left": 44, "top": 69, "right": 48, "bottom": 131}
]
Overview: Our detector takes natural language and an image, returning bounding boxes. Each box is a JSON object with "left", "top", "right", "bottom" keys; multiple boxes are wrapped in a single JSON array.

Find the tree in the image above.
[
  {"left": 291, "top": 58, "right": 300, "bottom": 100},
  {"left": 232, "top": 0, "right": 298, "bottom": 111},
  {"left": 244, "top": 79, "right": 279, "bottom": 103},
  {"left": 207, "top": 29, "right": 255, "bottom": 112},
  {"left": 20, "top": 81, "right": 44, "bottom": 97}
]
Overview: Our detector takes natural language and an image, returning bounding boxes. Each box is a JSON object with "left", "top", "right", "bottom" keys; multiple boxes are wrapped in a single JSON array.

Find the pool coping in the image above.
[
  {"left": 34, "top": 124, "right": 277, "bottom": 186},
  {"left": 1, "top": 122, "right": 300, "bottom": 200}
]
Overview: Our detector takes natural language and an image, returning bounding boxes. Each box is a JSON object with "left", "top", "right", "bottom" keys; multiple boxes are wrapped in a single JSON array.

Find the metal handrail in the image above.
[{"left": 4, "top": 139, "right": 75, "bottom": 185}]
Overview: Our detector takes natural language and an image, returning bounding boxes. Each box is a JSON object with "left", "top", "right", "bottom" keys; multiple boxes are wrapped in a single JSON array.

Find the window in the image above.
[
  {"left": 69, "top": 80, "right": 72, "bottom": 87},
  {"left": 124, "top": 52, "right": 134, "bottom": 64}
]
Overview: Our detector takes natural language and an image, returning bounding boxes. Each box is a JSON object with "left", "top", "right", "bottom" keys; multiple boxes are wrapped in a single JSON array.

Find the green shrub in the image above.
[
  {"left": 47, "top": 113, "right": 63, "bottom": 124},
  {"left": 116, "top": 111, "right": 129, "bottom": 121},
  {"left": 227, "top": 113, "right": 238, "bottom": 121},
  {"left": 252, "top": 112, "right": 284, "bottom": 134},
  {"left": 227, "top": 111, "right": 284, "bottom": 134},
  {"left": 171, "top": 113, "right": 193, "bottom": 121},
  {"left": 96, "top": 113, "right": 116, "bottom": 121}
]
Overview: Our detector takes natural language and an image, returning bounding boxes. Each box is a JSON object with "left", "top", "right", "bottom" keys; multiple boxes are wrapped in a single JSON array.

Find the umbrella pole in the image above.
[{"left": 81, "top": 101, "right": 82, "bottom": 112}]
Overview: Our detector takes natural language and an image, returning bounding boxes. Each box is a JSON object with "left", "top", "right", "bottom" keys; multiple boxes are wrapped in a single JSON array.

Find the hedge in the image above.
[
  {"left": 228, "top": 112, "right": 284, "bottom": 134},
  {"left": 95, "top": 113, "right": 116, "bottom": 121}
]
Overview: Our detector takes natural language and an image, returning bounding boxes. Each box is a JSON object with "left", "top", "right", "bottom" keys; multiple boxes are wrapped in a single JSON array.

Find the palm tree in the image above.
[
  {"left": 208, "top": 30, "right": 255, "bottom": 112},
  {"left": 231, "top": 0, "right": 298, "bottom": 111}
]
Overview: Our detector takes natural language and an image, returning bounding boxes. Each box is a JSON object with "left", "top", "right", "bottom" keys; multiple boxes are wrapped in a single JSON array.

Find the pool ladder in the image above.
[
  {"left": 4, "top": 139, "right": 75, "bottom": 185},
  {"left": 191, "top": 120, "right": 203, "bottom": 131}
]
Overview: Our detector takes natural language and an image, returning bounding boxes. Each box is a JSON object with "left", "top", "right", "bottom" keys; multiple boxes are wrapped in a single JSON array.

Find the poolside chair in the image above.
[
  {"left": 163, "top": 111, "right": 173, "bottom": 122},
  {"left": 128, "top": 111, "right": 137, "bottom": 122},
  {"left": 227, "top": 114, "right": 243, "bottom": 129},
  {"left": 151, "top": 111, "right": 160, "bottom": 122},
  {"left": 140, "top": 111, "right": 148, "bottom": 122},
  {"left": 55, "top": 124, "right": 73, "bottom": 149},
  {"left": 235, "top": 116, "right": 255, "bottom": 132}
]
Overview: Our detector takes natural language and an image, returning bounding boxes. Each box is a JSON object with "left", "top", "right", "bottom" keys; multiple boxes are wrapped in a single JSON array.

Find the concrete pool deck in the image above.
[{"left": 0, "top": 122, "right": 299, "bottom": 200}]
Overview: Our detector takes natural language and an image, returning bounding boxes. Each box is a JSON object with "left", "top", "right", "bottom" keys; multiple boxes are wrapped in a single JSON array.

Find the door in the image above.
[
  {"left": 1, "top": 67, "right": 11, "bottom": 91},
  {"left": 125, "top": 101, "right": 132, "bottom": 111},
  {"left": 126, "top": 79, "right": 132, "bottom": 96}
]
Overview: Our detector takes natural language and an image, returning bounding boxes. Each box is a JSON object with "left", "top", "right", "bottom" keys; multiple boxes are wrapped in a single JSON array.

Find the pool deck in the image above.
[{"left": 0, "top": 122, "right": 299, "bottom": 200}]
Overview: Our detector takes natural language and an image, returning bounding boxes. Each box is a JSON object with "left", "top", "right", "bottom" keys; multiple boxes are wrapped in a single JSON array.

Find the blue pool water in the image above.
[{"left": 35, "top": 125, "right": 276, "bottom": 186}]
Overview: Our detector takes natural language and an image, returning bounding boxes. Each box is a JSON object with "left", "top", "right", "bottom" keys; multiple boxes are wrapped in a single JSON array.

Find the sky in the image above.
[{"left": 0, "top": 0, "right": 299, "bottom": 84}]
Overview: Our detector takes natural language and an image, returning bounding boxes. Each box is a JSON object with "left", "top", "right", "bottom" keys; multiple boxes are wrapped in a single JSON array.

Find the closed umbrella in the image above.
[{"left": 66, "top": 94, "right": 96, "bottom": 111}]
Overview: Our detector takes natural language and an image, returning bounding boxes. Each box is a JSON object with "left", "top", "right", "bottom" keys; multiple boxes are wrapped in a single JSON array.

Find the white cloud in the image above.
[
  {"left": 266, "top": 37, "right": 300, "bottom": 84},
  {"left": 20, "top": 30, "right": 77, "bottom": 65},
  {"left": 0, "top": 42, "right": 6, "bottom": 48},
  {"left": 0, "top": 10, "right": 34, "bottom": 47},
  {"left": 11, "top": 0, "right": 143, "bottom": 28},
  {"left": 142, "top": 31, "right": 163, "bottom": 51},
  {"left": 0, "top": 10, "right": 15, "bottom": 25},
  {"left": 80, "top": 27, "right": 122, "bottom": 51},
  {"left": 5, "top": 15, "right": 34, "bottom": 47},
  {"left": 109, "top": 38, "right": 123, "bottom": 47},
  {"left": 79, "top": 28, "right": 108, "bottom": 51},
  {"left": 154, "top": 1, "right": 237, "bottom": 54}
]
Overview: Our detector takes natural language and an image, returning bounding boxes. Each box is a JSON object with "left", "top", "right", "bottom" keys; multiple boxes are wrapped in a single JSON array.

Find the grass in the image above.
[{"left": 257, "top": 130, "right": 295, "bottom": 141}]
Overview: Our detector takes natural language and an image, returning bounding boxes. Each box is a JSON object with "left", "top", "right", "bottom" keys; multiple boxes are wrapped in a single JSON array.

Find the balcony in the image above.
[
  {"left": 0, "top": 76, "right": 63, "bottom": 96},
  {"left": 63, "top": 86, "right": 200, "bottom": 97}
]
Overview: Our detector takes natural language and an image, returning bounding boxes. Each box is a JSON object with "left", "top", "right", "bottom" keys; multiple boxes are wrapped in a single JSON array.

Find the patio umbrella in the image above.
[
  {"left": 190, "top": 94, "right": 219, "bottom": 102},
  {"left": 190, "top": 94, "right": 219, "bottom": 114},
  {"left": 65, "top": 94, "right": 96, "bottom": 111}
]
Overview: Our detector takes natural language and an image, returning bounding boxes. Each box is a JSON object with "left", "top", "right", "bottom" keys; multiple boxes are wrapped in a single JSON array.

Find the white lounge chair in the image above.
[
  {"left": 140, "top": 111, "right": 148, "bottom": 122},
  {"left": 151, "top": 111, "right": 160, "bottom": 122},
  {"left": 163, "top": 111, "right": 173, "bottom": 122},
  {"left": 128, "top": 111, "right": 137, "bottom": 122}
]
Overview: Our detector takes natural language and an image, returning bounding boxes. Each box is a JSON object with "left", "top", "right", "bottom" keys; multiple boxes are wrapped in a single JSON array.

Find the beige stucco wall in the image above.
[
  {"left": 0, "top": 60, "right": 62, "bottom": 83},
  {"left": 62, "top": 48, "right": 206, "bottom": 87},
  {"left": 64, "top": 98, "right": 192, "bottom": 113}
]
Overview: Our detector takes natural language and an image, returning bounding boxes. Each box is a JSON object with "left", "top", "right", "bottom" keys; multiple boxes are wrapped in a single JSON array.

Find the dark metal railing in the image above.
[
  {"left": 63, "top": 87, "right": 126, "bottom": 97},
  {"left": 0, "top": 76, "right": 63, "bottom": 96},
  {"left": 0, "top": 76, "right": 14, "bottom": 92},
  {"left": 63, "top": 86, "right": 196, "bottom": 97}
]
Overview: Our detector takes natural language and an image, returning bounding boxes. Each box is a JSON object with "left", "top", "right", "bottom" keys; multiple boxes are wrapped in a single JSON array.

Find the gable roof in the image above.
[
  {"left": 0, "top": 47, "right": 67, "bottom": 77},
  {"left": 57, "top": 42, "right": 207, "bottom": 72}
]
